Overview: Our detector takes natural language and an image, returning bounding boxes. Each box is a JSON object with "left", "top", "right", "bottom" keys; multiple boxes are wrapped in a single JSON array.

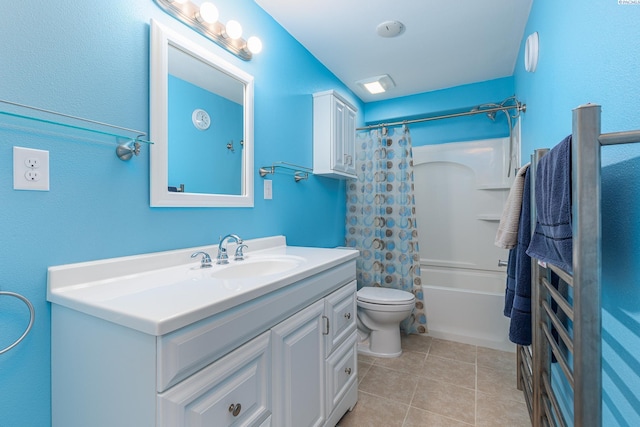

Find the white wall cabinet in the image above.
[
  {"left": 51, "top": 259, "right": 357, "bottom": 427},
  {"left": 313, "top": 90, "right": 357, "bottom": 179}
]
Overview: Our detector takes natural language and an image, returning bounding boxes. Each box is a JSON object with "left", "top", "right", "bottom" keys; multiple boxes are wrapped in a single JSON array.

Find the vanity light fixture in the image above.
[
  {"left": 195, "top": 2, "right": 218, "bottom": 24},
  {"left": 246, "top": 36, "right": 263, "bottom": 54},
  {"left": 152, "top": 0, "right": 262, "bottom": 61},
  {"left": 224, "top": 20, "right": 243, "bottom": 40},
  {"left": 356, "top": 74, "right": 395, "bottom": 95}
]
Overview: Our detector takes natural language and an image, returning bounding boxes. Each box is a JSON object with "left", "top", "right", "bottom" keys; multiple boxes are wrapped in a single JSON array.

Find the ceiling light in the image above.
[
  {"left": 356, "top": 75, "right": 395, "bottom": 95},
  {"left": 376, "top": 20, "right": 405, "bottom": 38}
]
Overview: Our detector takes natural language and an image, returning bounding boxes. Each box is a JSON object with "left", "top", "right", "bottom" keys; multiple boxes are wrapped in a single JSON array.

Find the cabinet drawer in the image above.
[
  {"left": 324, "top": 280, "right": 357, "bottom": 356},
  {"left": 158, "top": 331, "right": 271, "bottom": 427},
  {"left": 325, "top": 332, "right": 357, "bottom": 416}
]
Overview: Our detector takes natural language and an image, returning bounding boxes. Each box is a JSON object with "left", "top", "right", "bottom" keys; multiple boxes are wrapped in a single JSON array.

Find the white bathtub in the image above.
[
  {"left": 421, "top": 264, "right": 514, "bottom": 352},
  {"left": 413, "top": 138, "right": 516, "bottom": 353}
]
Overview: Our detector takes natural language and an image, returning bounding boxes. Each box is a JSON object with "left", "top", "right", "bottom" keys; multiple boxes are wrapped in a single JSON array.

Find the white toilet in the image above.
[{"left": 356, "top": 287, "right": 416, "bottom": 358}]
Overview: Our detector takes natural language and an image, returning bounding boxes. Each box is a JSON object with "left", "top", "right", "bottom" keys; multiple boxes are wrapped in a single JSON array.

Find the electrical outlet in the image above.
[{"left": 14, "top": 146, "right": 49, "bottom": 191}]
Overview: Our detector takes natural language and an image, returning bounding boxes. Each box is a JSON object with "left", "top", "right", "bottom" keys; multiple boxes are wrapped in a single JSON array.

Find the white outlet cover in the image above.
[{"left": 14, "top": 146, "right": 50, "bottom": 191}]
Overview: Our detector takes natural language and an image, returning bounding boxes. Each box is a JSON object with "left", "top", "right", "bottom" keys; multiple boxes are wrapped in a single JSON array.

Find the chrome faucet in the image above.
[
  {"left": 216, "top": 234, "right": 243, "bottom": 264},
  {"left": 190, "top": 251, "right": 212, "bottom": 268}
]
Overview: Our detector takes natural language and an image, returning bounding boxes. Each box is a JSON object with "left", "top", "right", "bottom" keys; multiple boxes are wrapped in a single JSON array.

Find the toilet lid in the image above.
[{"left": 357, "top": 287, "right": 415, "bottom": 305}]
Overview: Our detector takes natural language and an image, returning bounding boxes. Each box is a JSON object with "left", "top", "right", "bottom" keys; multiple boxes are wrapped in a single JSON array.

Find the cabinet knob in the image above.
[
  {"left": 345, "top": 367, "right": 352, "bottom": 375},
  {"left": 498, "top": 259, "right": 508, "bottom": 267},
  {"left": 228, "top": 403, "right": 242, "bottom": 417},
  {"left": 344, "top": 312, "right": 351, "bottom": 320}
]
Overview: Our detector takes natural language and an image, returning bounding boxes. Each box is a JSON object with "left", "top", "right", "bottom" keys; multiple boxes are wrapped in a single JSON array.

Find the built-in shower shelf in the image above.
[
  {"left": 0, "top": 98, "right": 152, "bottom": 161},
  {"left": 476, "top": 214, "right": 501, "bottom": 221}
]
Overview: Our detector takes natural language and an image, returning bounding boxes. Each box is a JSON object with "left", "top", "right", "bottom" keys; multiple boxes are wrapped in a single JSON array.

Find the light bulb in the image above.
[
  {"left": 225, "top": 20, "right": 242, "bottom": 39},
  {"left": 196, "top": 2, "right": 218, "bottom": 24},
  {"left": 170, "top": 0, "right": 188, "bottom": 4},
  {"left": 246, "top": 36, "right": 262, "bottom": 54}
]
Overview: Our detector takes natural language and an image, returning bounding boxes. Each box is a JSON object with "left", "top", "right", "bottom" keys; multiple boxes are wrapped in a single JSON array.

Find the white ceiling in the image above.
[{"left": 255, "top": 0, "right": 533, "bottom": 103}]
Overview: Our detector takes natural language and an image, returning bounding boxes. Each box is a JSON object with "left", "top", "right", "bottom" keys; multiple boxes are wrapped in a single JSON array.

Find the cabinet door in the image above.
[
  {"left": 324, "top": 280, "right": 357, "bottom": 357},
  {"left": 157, "top": 331, "right": 271, "bottom": 427},
  {"left": 271, "top": 300, "right": 325, "bottom": 427},
  {"left": 325, "top": 333, "right": 358, "bottom": 417},
  {"left": 343, "top": 106, "right": 356, "bottom": 176},
  {"left": 332, "top": 99, "right": 347, "bottom": 173}
]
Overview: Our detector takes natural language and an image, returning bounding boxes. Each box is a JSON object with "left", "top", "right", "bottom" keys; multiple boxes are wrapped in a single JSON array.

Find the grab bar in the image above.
[{"left": 0, "top": 291, "right": 35, "bottom": 354}]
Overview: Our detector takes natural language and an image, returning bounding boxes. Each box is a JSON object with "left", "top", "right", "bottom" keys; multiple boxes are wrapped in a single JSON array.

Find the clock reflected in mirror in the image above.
[{"left": 192, "top": 108, "right": 210, "bottom": 130}]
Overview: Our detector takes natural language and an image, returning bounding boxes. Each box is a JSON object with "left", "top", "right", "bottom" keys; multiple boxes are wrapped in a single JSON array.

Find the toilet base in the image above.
[{"left": 356, "top": 329, "right": 403, "bottom": 358}]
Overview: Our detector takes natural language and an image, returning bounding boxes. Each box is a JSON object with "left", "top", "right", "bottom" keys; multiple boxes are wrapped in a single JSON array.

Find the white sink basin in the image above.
[{"left": 209, "top": 256, "right": 304, "bottom": 280}]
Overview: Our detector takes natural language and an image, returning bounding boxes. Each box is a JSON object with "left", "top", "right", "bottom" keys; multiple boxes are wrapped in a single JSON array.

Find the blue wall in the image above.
[
  {"left": 168, "top": 75, "right": 243, "bottom": 195},
  {"left": 0, "top": 1, "right": 361, "bottom": 425},
  {"left": 514, "top": 1, "right": 640, "bottom": 425}
]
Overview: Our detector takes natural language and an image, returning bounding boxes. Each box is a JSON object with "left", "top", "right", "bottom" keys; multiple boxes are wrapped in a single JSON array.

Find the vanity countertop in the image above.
[{"left": 47, "top": 236, "right": 358, "bottom": 336}]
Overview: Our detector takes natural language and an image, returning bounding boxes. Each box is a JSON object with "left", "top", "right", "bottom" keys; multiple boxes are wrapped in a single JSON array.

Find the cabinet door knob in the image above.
[
  {"left": 345, "top": 367, "right": 352, "bottom": 375},
  {"left": 344, "top": 312, "right": 351, "bottom": 320},
  {"left": 229, "top": 403, "right": 242, "bottom": 417}
]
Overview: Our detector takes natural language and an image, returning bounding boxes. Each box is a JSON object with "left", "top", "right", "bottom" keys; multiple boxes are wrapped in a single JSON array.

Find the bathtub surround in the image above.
[
  {"left": 412, "top": 138, "right": 513, "bottom": 351},
  {"left": 346, "top": 125, "right": 426, "bottom": 334}
]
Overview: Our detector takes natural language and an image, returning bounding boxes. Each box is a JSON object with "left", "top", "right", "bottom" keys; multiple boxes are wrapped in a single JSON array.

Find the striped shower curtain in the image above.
[{"left": 345, "top": 125, "right": 427, "bottom": 334}]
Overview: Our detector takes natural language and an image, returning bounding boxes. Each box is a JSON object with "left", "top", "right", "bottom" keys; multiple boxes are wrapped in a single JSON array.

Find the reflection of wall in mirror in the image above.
[{"left": 168, "top": 75, "right": 243, "bottom": 195}]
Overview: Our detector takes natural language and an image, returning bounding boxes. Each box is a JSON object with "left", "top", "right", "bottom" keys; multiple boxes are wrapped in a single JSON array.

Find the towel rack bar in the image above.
[
  {"left": 599, "top": 130, "right": 640, "bottom": 146},
  {"left": 542, "top": 374, "right": 569, "bottom": 427},
  {"left": 548, "top": 264, "right": 573, "bottom": 287},
  {"left": 0, "top": 291, "right": 35, "bottom": 354},
  {"left": 0, "top": 98, "right": 152, "bottom": 161},
  {"left": 541, "top": 276, "right": 574, "bottom": 321},
  {"left": 541, "top": 323, "right": 574, "bottom": 389},
  {"left": 541, "top": 300, "right": 574, "bottom": 355}
]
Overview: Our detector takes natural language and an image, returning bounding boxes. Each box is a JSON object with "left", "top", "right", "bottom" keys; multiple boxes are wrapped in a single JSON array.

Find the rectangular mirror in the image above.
[{"left": 150, "top": 19, "right": 254, "bottom": 207}]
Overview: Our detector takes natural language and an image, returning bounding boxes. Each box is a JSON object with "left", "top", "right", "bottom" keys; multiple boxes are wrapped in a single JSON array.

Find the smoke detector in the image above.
[{"left": 376, "top": 20, "right": 405, "bottom": 38}]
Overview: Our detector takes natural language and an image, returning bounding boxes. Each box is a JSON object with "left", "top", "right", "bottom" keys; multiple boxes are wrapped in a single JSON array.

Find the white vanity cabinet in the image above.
[
  {"left": 271, "top": 281, "right": 357, "bottom": 427},
  {"left": 158, "top": 331, "right": 272, "bottom": 427},
  {"left": 49, "top": 239, "right": 359, "bottom": 427},
  {"left": 313, "top": 90, "right": 357, "bottom": 179}
]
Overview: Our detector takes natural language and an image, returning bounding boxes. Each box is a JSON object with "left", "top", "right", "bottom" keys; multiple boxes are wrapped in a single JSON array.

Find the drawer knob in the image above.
[
  {"left": 345, "top": 367, "right": 352, "bottom": 375},
  {"left": 229, "top": 403, "right": 242, "bottom": 417},
  {"left": 344, "top": 312, "right": 351, "bottom": 320}
]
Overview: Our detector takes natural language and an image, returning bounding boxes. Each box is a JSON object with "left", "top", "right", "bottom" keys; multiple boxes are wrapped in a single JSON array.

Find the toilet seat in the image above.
[{"left": 357, "top": 287, "right": 415, "bottom": 305}]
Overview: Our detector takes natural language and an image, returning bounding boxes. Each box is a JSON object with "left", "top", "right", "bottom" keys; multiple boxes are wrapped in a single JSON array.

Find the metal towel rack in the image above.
[
  {"left": 0, "top": 291, "right": 35, "bottom": 354},
  {"left": 259, "top": 162, "right": 313, "bottom": 182},
  {"left": 0, "top": 98, "right": 152, "bottom": 161},
  {"left": 519, "top": 103, "right": 640, "bottom": 427}
]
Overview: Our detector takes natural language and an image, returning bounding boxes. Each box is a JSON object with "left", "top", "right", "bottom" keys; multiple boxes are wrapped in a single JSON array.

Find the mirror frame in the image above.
[{"left": 149, "top": 19, "right": 254, "bottom": 207}]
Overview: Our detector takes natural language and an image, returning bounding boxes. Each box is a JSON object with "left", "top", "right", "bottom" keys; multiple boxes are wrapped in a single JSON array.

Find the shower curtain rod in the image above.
[{"left": 356, "top": 98, "right": 526, "bottom": 131}]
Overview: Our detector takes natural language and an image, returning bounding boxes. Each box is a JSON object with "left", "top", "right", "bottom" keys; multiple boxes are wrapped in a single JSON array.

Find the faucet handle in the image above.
[
  {"left": 191, "top": 251, "right": 212, "bottom": 268},
  {"left": 234, "top": 244, "right": 248, "bottom": 261}
]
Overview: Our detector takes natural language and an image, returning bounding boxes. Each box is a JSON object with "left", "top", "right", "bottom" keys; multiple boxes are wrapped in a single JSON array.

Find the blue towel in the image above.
[
  {"left": 504, "top": 168, "right": 533, "bottom": 345},
  {"left": 503, "top": 248, "right": 516, "bottom": 317},
  {"left": 526, "top": 135, "right": 573, "bottom": 274}
]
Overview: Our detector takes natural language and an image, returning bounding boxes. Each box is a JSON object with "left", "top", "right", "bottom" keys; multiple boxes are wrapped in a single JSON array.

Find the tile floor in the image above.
[{"left": 337, "top": 335, "right": 531, "bottom": 427}]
